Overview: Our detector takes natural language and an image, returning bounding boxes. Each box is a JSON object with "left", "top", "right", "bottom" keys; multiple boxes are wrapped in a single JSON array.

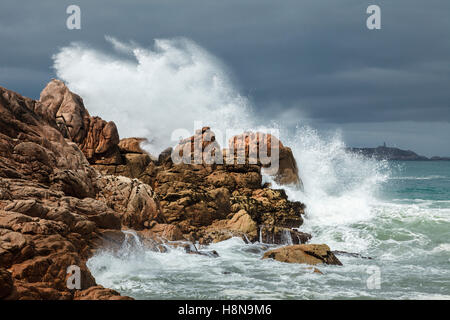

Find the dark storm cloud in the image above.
[{"left": 0, "top": 0, "right": 449, "bottom": 154}]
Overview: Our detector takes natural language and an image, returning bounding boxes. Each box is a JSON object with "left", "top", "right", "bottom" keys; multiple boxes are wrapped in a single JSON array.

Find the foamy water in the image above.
[{"left": 54, "top": 37, "right": 449, "bottom": 300}]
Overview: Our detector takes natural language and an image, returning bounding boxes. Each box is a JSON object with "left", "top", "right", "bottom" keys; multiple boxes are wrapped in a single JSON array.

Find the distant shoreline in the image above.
[{"left": 347, "top": 145, "right": 450, "bottom": 161}]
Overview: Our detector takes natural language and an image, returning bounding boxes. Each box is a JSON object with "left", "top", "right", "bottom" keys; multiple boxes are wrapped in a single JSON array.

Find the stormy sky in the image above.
[{"left": 1, "top": 0, "right": 449, "bottom": 156}]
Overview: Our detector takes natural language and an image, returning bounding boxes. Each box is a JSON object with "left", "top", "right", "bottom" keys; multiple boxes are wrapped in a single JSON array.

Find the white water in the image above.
[
  {"left": 53, "top": 36, "right": 253, "bottom": 155},
  {"left": 54, "top": 37, "right": 449, "bottom": 299}
]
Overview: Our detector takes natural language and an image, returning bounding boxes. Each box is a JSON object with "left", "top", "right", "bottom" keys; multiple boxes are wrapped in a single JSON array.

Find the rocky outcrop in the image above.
[
  {"left": 1, "top": 80, "right": 329, "bottom": 300},
  {"left": 262, "top": 244, "right": 342, "bottom": 266},
  {"left": 93, "top": 127, "right": 307, "bottom": 244},
  {"left": 138, "top": 154, "right": 306, "bottom": 244},
  {"left": 0, "top": 85, "right": 136, "bottom": 300}
]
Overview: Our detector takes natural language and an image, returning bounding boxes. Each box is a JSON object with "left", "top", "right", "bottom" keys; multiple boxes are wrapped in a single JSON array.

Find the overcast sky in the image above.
[{"left": 1, "top": 0, "right": 449, "bottom": 156}]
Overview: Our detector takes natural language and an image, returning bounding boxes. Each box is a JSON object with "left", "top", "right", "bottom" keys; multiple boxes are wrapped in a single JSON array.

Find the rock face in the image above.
[
  {"left": 96, "top": 175, "right": 164, "bottom": 230},
  {"left": 0, "top": 84, "right": 143, "bottom": 300},
  {"left": 93, "top": 127, "right": 307, "bottom": 244},
  {"left": 262, "top": 244, "right": 342, "bottom": 266}
]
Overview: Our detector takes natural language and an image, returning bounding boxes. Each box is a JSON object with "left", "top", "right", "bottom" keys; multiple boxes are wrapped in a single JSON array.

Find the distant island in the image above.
[{"left": 348, "top": 143, "right": 450, "bottom": 161}]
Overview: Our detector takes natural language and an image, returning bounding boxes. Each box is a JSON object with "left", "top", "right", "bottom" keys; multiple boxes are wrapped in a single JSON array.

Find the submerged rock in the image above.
[{"left": 262, "top": 244, "right": 343, "bottom": 266}]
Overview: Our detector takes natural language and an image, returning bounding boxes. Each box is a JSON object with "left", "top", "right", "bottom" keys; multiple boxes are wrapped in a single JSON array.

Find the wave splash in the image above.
[
  {"left": 54, "top": 37, "right": 450, "bottom": 299},
  {"left": 53, "top": 36, "right": 388, "bottom": 229},
  {"left": 53, "top": 36, "right": 253, "bottom": 155}
]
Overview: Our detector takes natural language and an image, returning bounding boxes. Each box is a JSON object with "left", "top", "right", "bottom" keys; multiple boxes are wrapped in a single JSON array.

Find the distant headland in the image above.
[{"left": 348, "top": 143, "right": 450, "bottom": 161}]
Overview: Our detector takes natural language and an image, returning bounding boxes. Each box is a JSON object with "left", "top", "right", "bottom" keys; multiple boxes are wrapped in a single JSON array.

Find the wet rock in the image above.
[
  {"left": 146, "top": 223, "right": 185, "bottom": 241},
  {"left": 263, "top": 244, "right": 343, "bottom": 266}
]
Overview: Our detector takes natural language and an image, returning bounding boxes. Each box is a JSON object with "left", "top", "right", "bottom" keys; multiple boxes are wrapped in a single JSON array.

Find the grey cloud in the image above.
[{"left": 0, "top": 0, "right": 449, "bottom": 154}]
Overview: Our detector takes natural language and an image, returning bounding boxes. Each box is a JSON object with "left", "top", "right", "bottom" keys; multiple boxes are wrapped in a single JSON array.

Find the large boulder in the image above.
[
  {"left": 39, "top": 80, "right": 122, "bottom": 165},
  {"left": 0, "top": 85, "right": 97, "bottom": 186},
  {"left": 96, "top": 175, "right": 165, "bottom": 230},
  {"left": 263, "top": 244, "right": 342, "bottom": 265},
  {"left": 228, "top": 132, "right": 302, "bottom": 188},
  {"left": 0, "top": 84, "right": 131, "bottom": 300},
  {"left": 172, "top": 126, "right": 221, "bottom": 164}
]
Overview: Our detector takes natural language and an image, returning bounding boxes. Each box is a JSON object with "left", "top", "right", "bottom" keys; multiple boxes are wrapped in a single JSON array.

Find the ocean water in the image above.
[{"left": 52, "top": 37, "right": 449, "bottom": 300}]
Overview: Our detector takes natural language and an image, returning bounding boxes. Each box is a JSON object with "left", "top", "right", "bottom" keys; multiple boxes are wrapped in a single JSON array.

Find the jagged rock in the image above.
[
  {"left": 39, "top": 80, "right": 122, "bottom": 166},
  {"left": 172, "top": 127, "right": 221, "bottom": 164},
  {"left": 38, "top": 79, "right": 90, "bottom": 142},
  {"left": 0, "top": 85, "right": 98, "bottom": 191},
  {"left": 80, "top": 117, "right": 121, "bottom": 165},
  {"left": 0, "top": 84, "right": 130, "bottom": 300},
  {"left": 263, "top": 244, "right": 343, "bottom": 265},
  {"left": 96, "top": 175, "right": 165, "bottom": 230},
  {"left": 228, "top": 132, "right": 302, "bottom": 188}
]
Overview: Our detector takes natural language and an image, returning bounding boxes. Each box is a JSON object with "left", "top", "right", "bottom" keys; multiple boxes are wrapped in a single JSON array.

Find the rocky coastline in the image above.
[{"left": 0, "top": 80, "right": 341, "bottom": 300}]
